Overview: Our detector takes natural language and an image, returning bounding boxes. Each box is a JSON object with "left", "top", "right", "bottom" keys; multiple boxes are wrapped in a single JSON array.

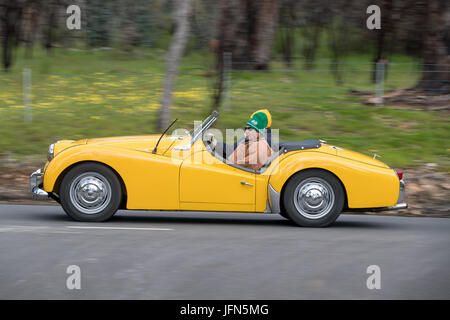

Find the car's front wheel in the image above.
[
  {"left": 60, "top": 163, "right": 122, "bottom": 222},
  {"left": 283, "top": 169, "right": 344, "bottom": 227}
]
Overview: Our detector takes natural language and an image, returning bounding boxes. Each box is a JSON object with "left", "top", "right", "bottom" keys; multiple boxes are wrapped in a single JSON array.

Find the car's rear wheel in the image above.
[
  {"left": 283, "top": 169, "right": 344, "bottom": 227},
  {"left": 279, "top": 211, "right": 289, "bottom": 219},
  {"left": 60, "top": 163, "right": 122, "bottom": 222},
  {"left": 278, "top": 201, "right": 290, "bottom": 220}
]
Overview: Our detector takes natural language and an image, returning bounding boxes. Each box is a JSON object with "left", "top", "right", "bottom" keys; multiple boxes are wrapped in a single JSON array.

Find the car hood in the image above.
[
  {"left": 86, "top": 135, "right": 191, "bottom": 154},
  {"left": 52, "top": 135, "right": 190, "bottom": 156}
]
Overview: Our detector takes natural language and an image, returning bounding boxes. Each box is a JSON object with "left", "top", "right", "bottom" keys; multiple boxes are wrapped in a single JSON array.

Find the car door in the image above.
[{"left": 179, "top": 142, "right": 256, "bottom": 212}]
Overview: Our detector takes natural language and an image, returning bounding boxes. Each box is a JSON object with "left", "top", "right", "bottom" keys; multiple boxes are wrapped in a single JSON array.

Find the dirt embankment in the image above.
[
  {"left": 0, "top": 163, "right": 53, "bottom": 205},
  {"left": 349, "top": 89, "right": 450, "bottom": 111}
]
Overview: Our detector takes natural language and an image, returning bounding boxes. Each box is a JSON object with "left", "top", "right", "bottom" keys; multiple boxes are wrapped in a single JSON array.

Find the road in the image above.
[{"left": 0, "top": 204, "right": 449, "bottom": 299}]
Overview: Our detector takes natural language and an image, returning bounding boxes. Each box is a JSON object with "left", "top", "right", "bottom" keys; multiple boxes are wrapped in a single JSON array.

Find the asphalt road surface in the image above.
[{"left": 0, "top": 204, "right": 449, "bottom": 299}]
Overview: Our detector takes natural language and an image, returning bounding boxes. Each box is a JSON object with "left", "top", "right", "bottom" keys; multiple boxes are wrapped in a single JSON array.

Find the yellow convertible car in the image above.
[{"left": 30, "top": 111, "right": 406, "bottom": 227}]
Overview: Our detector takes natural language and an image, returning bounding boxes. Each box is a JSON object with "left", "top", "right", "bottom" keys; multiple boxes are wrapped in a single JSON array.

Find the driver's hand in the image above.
[{"left": 204, "top": 132, "right": 217, "bottom": 149}]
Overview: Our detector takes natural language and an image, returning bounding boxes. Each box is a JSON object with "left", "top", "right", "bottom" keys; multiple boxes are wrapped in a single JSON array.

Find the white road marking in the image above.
[
  {"left": 0, "top": 225, "right": 49, "bottom": 232},
  {"left": 0, "top": 225, "right": 81, "bottom": 234},
  {"left": 65, "top": 226, "right": 174, "bottom": 231}
]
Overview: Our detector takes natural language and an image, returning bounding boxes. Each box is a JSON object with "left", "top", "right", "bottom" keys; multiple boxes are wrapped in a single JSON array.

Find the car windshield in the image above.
[{"left": 190, "top": 110, "right": 219, "bottom": 144}]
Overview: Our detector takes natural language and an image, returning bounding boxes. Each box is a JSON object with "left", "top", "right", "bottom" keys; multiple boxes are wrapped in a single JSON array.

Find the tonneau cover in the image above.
[{"left": 279, "top": 139, "right": 321, "bottom": 152}]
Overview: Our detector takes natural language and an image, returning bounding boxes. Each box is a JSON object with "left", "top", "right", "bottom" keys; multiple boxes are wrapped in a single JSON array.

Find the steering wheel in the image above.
[{"left": 204, "top": 132, "right": 218, "bottom": 152}]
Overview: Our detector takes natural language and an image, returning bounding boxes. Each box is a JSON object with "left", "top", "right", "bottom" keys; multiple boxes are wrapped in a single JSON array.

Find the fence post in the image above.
[
  {"left": 23, "top": 68, "right": 32, "bottom": 123},
  {"left": 375, "top": 61, "right": 385, "bottom": 107},
  {"left": 222, "top": 51, "right": 232, "bottom": 111}
]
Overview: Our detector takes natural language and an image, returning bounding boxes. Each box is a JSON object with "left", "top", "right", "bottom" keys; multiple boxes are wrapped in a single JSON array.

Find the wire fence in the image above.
[{"left": 0, "top": 58, "right": 449, "bottom": 124}]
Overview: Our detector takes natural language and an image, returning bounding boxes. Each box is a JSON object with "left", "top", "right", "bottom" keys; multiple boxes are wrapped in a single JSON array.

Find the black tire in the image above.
[
  {"left": 283, "top": 169, "right": 344, "bottom": 227},
  {"left": 279, "top": 211, "right": 290, "bottom": 219},
  {"left": 279, "top": 201, "right": 290, "bottom": 220},
  {"left": 60, "top": 163, "right": 122, "bottom": 222}
]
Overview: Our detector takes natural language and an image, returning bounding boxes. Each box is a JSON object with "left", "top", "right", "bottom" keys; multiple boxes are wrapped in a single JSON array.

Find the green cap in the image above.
[{"left": 246, "top": 112, "right": 268, "bottom": 134}]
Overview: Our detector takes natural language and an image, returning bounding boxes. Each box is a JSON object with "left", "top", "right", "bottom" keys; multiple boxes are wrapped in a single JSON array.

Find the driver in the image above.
[{"left": 227, "top": 110, "right": 274, "bottom": 171}]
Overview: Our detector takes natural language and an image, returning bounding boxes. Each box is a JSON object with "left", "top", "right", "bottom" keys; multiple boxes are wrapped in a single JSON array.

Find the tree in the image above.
[
  {"left": 277, "top": 0, "right": 298, "bottom": 67},
  {"left": 42, "top": 0, "right": 59, "bottom": 53},
  {"left": 0, "top": 0, "right": 23, "bottom": 71},
  {"left": 251, "top": 0, "right": 280, "bottom": 68},
  {"left": 297, "top": 1, "right": 327, "bottom": 70},
  {"left": 414, "top": 0, "right": 449, "bottom": 93},
  {"left": 216, "top": 0, "right": 280, "bottom": 70},
  {"left": 371, "top": 0, "right": 394, "bottom": 83},
  {"left": 326, "top": 0, "right": 353, "bottom": 85},
  {"left": 158, "top": 0, "right": 193, "bottom": 130},
  {"left": 21, "top": 0, "right": 40, "bottom": 59},
  {"left": 86, "top": 0, "right": 113, "bottom": 47},
  {"left": 213, "top": 0, "right": 279, "bottom": 107}
]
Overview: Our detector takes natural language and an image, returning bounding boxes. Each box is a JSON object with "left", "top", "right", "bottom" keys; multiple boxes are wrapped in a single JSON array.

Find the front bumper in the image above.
[
  {"left": 30, "top": 169, "right": 48, "bottom": 198},
  {"left": 366, "top": 202, "right": 408, "bottom": 212}
]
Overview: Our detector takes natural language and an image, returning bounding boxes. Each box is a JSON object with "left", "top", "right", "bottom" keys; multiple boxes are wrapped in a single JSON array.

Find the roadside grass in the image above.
[{"left": 0, "top": 47, "right": 448, "bottom": 169}]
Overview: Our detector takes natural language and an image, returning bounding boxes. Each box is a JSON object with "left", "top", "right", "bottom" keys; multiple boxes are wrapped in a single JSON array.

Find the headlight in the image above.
[{"left": 48, "top": 143, "right": 55, "bottom": 161}]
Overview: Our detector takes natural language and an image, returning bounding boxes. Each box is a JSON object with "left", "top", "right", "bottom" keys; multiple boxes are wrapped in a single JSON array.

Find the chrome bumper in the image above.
[
  {"left": 30, "top": 169, "right": 48, "bottom": 198},
  {"left": 397, "top": 179, "right": 405, "bottom": 204},
  {"left": 382, "top": 179, "right": 407, "bottom": 211},
  {"left": 367, "top": 202, "right": 408, "bottom": 212}
]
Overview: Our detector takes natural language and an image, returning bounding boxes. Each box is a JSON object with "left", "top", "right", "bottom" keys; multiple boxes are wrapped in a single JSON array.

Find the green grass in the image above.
[{"left": 0, "top": 47, "right": 448, "bottom": 169}]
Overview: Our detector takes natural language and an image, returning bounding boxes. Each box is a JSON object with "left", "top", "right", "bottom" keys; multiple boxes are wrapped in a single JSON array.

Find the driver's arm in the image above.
[{"left": 227, "top": 143, "right": 245, "bottom": 164}]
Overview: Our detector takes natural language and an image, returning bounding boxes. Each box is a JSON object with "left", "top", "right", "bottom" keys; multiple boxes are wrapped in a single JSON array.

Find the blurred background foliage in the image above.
[{"left": 0, "top": 0, "right": 448, "bottom": 168}]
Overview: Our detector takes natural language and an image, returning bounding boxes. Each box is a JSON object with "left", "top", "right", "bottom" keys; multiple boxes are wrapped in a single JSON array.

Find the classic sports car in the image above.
[{"left": 31, "top": 111, "right": 406, "bottom": 227}]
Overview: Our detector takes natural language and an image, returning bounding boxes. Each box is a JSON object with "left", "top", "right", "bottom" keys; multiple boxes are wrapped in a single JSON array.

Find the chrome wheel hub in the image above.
[
  {"left": 69, "top": 172, "right": 111, "bottom": 214},
  {"left": 293, "top": 177, "right": 335, "bottom": 219}
]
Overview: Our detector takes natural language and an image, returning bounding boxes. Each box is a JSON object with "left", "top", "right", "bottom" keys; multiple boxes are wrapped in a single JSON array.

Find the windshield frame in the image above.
[
  {"left": 175, "top": 110, "right": 219, "bottom": 150},
  {"left": 190, "top": 110, "right": 219, "bottom": 144}
]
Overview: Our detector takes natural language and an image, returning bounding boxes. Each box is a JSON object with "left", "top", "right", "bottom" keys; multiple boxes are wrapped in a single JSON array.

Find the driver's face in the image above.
[{"left": 245, "top": 127, "right": 259, "bottom": 141}]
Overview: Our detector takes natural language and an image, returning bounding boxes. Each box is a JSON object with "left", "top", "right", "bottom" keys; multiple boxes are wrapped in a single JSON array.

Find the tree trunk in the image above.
[
  {"left": 301, "top": 25, "right": 321, "bottom": 70},
  {"left": 414, "top": 0, "right": 449, "bottom": 93},
  {"left": 280, "top": 26, "right": 294, "bottom": 67},
  {"left": 327, "top": 0, "right": 352, "bottom": 85},
  {"left": 1, "top": 0, "right": 22, "bottom": 71},
  {"left": 213, "top": 0, "right": 279, "bottom": 107},
  {"left": 22, "top": 0, "right": 39, "bottom": 59},
  {"left": 251, "top": 0, "right": 279, "bottom": 69},
  {"left": 43, "top": 0, "right": 59, "bottom": 53},
  {"left": 216, "top": 0, "right": 279, "bottom": 70},
  {"left": 278, "top": 0, "right": 297, "bottom": 68},
  {"left": 158, "top": 0, "right": 193, "bottom": 131},
  {"left": 212, "top": 0, "right": 249, "bottom": 108},
  {"left": 328, "top": 22, "right": 346, "bottom": 85},
  {"left": 371, "top": 0, "right": 393, "bottom": 83}
]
